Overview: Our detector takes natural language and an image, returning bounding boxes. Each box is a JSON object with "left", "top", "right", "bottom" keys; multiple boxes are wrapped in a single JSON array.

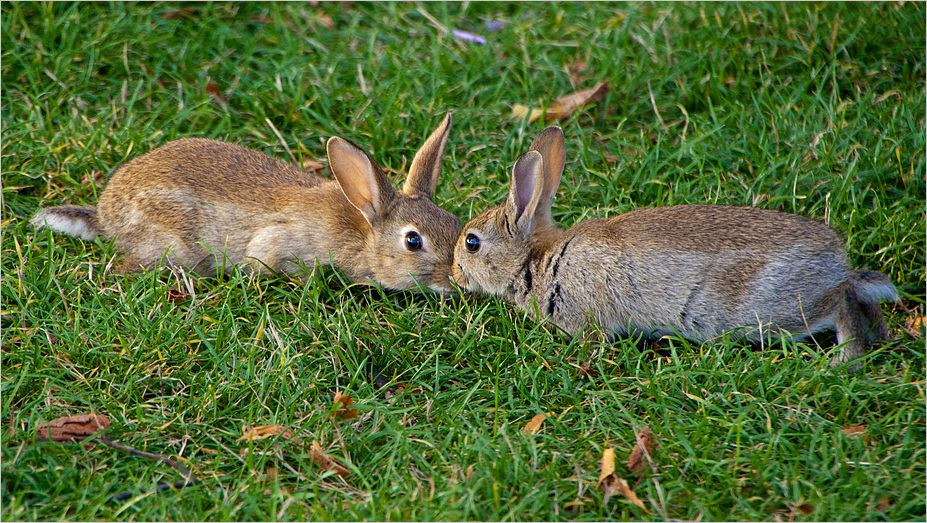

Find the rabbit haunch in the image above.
[
  {"left": 453, "top": 127, "right": 898, "bottom": 368},
  {"left": 31, "top": 115, "right": 462, "bottom": 292}
]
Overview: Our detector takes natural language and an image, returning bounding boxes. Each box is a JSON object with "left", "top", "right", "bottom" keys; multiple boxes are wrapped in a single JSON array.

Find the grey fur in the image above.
[
  {"left": 30, "top": 115, "right": 461, "bottom": 292},
  {"left": 453, "top": 127, "right": 899, "bottom": 369}
]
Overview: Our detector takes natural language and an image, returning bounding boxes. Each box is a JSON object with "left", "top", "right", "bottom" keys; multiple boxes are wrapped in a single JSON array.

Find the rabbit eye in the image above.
[
  {"left": 404, "top": 231, "right": 423, "bottom": 251},
  {"left": 465, "top": 233, "right": 481, "bottom": 253}
]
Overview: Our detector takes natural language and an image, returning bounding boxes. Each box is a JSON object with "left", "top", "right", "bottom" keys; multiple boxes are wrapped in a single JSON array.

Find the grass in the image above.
[{"left": 2, "top": 2, "right": 925, "bottom": 521}]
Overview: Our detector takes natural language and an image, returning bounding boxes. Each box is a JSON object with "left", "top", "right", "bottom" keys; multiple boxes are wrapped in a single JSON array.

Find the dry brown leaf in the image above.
[
  {"left": 332, "top": 391, "right": 358, "bottom": 420},
  {"left": 627, "top": 426, "right": 654, "bottom": 475},
  {"left": 512, "top": 81, "right": 609, "bottom": 124},
  {"left": 523, "top": 413, "right": 546, "bottom": 435},
  {"left": 548, "top": 80, "right": 609, "bottom": 122},
  {"left": 316, "top": 14, "right": 334, "bottom": 30},
  {"left": 301, "top": 159, "right": 326, "bottom": 172},
  {"left": 840, "top": 424, "right": 869, "bottom": 444},
  {"left": 206, "top": 82, "right": 226, "bottom": 102},
  {"left": 35, "top": 413, "right": 111, "bottom": 442},
  {"left": 166, "top": 289, "right": 188, "bottom": 303},
  {"left": 237, "top": 424, "right": 295, "bottom": 443},
  {"left": 578, "top": 359, "right": 599, "bottom": 378},
  {"left": 873, "top": 495, "right": 893, "bottom": 511},
  {"left": 616, "top": 477, "right": 649, "bottom": 512},
  {"left": 794, "top": 502, "right": 814, "bottom": 516},
  {"left": 310, "top": 440, "right": 351, "bottom": 477}
]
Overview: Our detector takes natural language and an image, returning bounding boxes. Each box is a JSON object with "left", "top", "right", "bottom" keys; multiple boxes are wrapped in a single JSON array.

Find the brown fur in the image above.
[{"left": 31, "top": 115, "right": 462, "bottom": 292}]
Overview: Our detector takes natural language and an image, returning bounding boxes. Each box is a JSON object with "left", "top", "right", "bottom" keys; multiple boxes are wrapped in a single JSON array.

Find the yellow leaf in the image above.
[
  {"left": 511, "top": 103, "right": 547, "bottom": 124},
  {"left": 597, "top": 447, "right": 616, "bottom": 486},
  {"left": 523, "top": 413, "right": 547, "bottom": 435}
]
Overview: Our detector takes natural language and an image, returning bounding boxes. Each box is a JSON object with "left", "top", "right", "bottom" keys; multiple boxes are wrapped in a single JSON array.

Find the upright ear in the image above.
[
  {"left": 403, "top": 113, "right": 452, "bottom": 200},
  {"left": 528, "top": 126, "right": 566, "bottom": 227},
  {"left": 506, "top": 150, "right": 545, "bottom": 232},
  {"left": 327, "top": 137, "right": 397, "bottom": 223}
]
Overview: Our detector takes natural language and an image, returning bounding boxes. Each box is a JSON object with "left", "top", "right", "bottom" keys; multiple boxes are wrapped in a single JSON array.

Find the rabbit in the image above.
[
  {"left": 31, "top": 114, "right": 462, "bottom": 292},
  {"left": 452, "top": 126, "right": 899, "bottom": 369}
]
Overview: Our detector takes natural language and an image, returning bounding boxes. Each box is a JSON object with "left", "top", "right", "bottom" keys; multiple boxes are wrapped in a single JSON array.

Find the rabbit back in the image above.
[
  {"left": 516, "top": 205, "right": 896, "bottom": 367},
  {"left": 95, "top": 138, "right": 333, "bottom": 274}
]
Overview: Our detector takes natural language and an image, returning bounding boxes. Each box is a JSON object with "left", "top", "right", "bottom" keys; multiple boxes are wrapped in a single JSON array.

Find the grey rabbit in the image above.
[
  {"left": 31, "top": 115, "right": 461, "bottom": 292},
  {"left": 452, "top": 126, "right": 898, "bottom": 369}
]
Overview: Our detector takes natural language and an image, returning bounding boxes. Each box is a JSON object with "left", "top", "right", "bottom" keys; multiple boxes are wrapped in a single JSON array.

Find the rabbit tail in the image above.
[
  {"left": 830, "top": 270, "right": 898, "bottom": 370},
  {"left": 30, "top": 205, "right": 100, "bottom": 240}
]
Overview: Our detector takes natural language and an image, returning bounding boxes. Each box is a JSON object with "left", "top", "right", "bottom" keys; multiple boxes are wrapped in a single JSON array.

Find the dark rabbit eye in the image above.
[
  {"left": 404, "top": 231, "right": 423, "bottom": 251},
  {"left": 465, "top": 233, "right": 481, "bottom": 253}
]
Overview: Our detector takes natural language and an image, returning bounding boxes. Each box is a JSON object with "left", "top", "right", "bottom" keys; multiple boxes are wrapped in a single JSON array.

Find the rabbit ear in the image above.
[
  {"left": 528, "top": 126, "right": 565, "bottom": 227},
  {"left": 327, "top": 137, "right": 397, "bottom": 223},
  {"left": 506, "top": 150, "right": 545, "bottom": 231},
  {"left": 403, "top": 113, "right": 452, "bottom": 200}
]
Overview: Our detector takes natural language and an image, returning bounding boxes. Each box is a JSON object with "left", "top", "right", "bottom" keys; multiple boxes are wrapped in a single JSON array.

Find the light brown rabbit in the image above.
[
  {"left": 31, "top": 115, "right": 462, "bottom": 292},
  {"left": 453, "top": 126, "right": 899, "bottom": 369}
]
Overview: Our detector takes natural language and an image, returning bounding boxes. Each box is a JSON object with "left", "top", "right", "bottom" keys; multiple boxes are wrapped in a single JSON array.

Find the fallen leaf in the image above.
[
  {"left": 904, "top": 312, "right": 925, "bottom": 338},
  {"left": 316, "top": 14, "right": 334, "bottom": 30},
  {"left": 598, "top": 447, "right": 616, "bottom": 482},
  {"left": 597, "top": 447, "right": 618, "bottom": 503},
  {"left": 627, "top": 426, "right": 654, "bottom": 475},
  {"left": 840, "top": 424, "right": 869, "bottom": 444},
  {"left": 794, "top": 502, "right": 814, "bottom": 516},
  {"left": 616, "top": 477, "right": 649, "bottom": 512},
  {"left": 237, "top": 424, "right": 295, "bottom": 443},
  {"left": 162, "top": 8, "right": 196, "bottom": 20},
  {"left": 568, "top": 57, "right": 588, "bottom": 84},
  {"left": 873, "top": 495, "right": 893, "bottom": 511},
  {"left": 35, "top": 413, "right": 111, "bottom": 442},
  {"left": 332, "top": 391, "right": 358, "bottom": 420},
  {"left": 523, "top": 413, "right": 546, "bottom": 435},
  {"left": 166, "top": 289, "right": 188, "bottom": 303},
  {"left": 301, "top": 159, "right": 326, "bottom": 172},
  {"left": 511, "top": 104, "right": 548, "bottom": 125},
  {"left": 513, "top": 81, "right": 609, "bottom": 124},
  {"left": 598, "top": 447, "right": 649, "bottom": 512},
  {"left": 206, "top": 82, "right": 225, "bottom": 102},
  {"left": 577, "top": 359, "right": 599, "bottom": 378},
  {"left": 310, "top": 440, "right": 351, "bottom": 477}
]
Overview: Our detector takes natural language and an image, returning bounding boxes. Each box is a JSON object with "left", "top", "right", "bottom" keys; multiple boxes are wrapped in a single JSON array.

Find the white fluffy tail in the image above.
[{"left": 30, "top": 205, "right": 100, "bottom": 240}]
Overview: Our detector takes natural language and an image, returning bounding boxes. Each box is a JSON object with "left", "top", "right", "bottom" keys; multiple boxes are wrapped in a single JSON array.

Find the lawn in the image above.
[{"left": 1, "top": 2, "right": 925, "bottom": 521}]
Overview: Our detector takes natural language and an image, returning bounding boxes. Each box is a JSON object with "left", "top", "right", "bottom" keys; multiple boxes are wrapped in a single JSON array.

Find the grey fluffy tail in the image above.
[
  {"left": 850, "top": 269, "right": 900, "bottom": 305},
  {"left": 30, "top": 205, "right": 100, "bottom": 240}
]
